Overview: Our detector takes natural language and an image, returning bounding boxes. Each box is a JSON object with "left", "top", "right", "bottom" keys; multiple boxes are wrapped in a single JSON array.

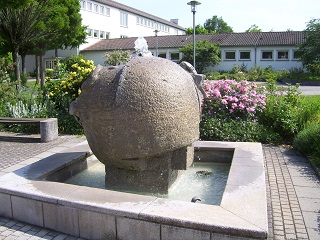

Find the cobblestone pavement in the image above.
[
  {"left": 0, "top": 132, "right": 319, "bottom": 239},
  {"left": 0, "top": 132, "right": 77, "bottom": 173}
]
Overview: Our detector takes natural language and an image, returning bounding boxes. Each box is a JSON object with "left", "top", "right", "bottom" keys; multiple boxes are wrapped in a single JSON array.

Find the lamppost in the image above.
[
  {"left": 187, "top": 1, "right": 201, "bottom": 69},
  {"left": 154, "top": 29, "right": 159, "bottom": 57}
]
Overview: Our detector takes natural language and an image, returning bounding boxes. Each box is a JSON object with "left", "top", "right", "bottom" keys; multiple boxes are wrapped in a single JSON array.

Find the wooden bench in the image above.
[{"left": 0, "top": 117, "right": 58, "bottom": 142}]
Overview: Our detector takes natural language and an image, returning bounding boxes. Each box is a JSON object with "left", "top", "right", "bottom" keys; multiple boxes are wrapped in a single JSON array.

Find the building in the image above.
[
  {"left": 24, "top": 0, "right": 185, "bottom": 73},
  {"left": 79, "top": 0, "right": 185, "bottom": 50},
  {"left": 81, "top": 31, "right": 306, "bottom": 72}
]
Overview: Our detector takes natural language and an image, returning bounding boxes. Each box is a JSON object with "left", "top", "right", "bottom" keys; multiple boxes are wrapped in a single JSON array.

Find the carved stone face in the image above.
[{"left": 70, "top": 57, "right": 202, "bottom": 168}]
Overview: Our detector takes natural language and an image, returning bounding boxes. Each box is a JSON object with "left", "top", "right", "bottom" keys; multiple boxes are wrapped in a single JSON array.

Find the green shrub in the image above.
[
  {"left": 200, "top": 117, "right": 280, "bottom": 143},
  {"left": 258, "top": 84, "right": 301, "bottom": 143},
  {"left": 294, "top": 123, "right": 320, "bottom": 167}
]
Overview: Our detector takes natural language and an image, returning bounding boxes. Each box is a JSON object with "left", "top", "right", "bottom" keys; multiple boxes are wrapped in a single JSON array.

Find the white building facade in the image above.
[
  {"left": 24, "top": 0, "right": 185, "bottom": 73},
  {"left": 81, "top": 32, "right": 305, "bottom": 72}
]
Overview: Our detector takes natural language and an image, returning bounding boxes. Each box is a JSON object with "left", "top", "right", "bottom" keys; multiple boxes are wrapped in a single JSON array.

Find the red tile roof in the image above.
[{"left": 81, "top": 31, "right": 306, "bottom": 52}]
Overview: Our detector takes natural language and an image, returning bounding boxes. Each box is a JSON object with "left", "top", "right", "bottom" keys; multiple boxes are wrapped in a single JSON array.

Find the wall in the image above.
[{"left": 206, "top": 46, "right": 302, "bottom": 72}]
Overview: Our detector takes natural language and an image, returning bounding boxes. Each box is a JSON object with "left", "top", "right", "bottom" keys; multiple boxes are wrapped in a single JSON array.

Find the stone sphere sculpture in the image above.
[{"left": 70, "top": 56, "right": 204, "bottom": 192}]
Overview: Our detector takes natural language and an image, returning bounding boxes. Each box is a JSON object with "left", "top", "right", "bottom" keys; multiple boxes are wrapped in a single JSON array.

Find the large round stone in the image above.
[{"left": 70, "top": 57, "right": 202, "bottom": 168}]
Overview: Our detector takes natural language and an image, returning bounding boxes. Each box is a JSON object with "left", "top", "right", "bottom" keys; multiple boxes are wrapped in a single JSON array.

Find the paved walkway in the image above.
[{"left": 0, "top": 132, "right": 319, "bottom": 239}]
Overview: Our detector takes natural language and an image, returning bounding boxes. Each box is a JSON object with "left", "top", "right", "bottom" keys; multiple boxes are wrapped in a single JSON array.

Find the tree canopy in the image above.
[
  {"left": 179, "top": 40, "right": 220, "bottom": 73},
  {"left": 185, "top": 24, "right": 209, "bottom": 34},
  {"left": 0, "top": 0, "right": 86, "bottom": 86},
  {"left": 245, "top": 24, "right": 262, "bottom": 33},
  {"left": 203, "top": 16, "right": 233, "bottom": 33},
  {"left": 296, "top": 18, "right": 320, "bottom": 73}
]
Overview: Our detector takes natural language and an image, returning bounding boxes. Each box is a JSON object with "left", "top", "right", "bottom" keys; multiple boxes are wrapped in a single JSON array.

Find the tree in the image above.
[
  {"left": 104, "top": 50, "right": 131, "bottom": 66},
  {"left": 245, "top": 24, "right": 262, "bottom": 33},
  {"left": 296, "top": 18, "right": 320, "bottom": 73},
  {"left": 0, "top": 0, "right": 86, "bottom": 88},
  {"left": 0, "top": 1, "right": 51, "bottom": 85},
  {"left": 185, "top": 24, "right": 209, "bottom": 34},
  {"left": 31, "top": 0, "right": 87, "bottom": 89},
  {"left": 203, "top": 16, "right": 233, "bottom": 33},
  {"left": 179, "top": 40, "right": 221, "bottom": 73},
  {"left": 0, "top": 0, "right": 33, "bottom": 9}
]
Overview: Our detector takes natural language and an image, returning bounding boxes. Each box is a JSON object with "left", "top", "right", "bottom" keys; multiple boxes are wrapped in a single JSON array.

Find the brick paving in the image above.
[
  {"left": 264, "top": 145, "right": 320, "bottom": 240},
  {"left": 0, "top": 131, "right": 320, "bottom": 239}
]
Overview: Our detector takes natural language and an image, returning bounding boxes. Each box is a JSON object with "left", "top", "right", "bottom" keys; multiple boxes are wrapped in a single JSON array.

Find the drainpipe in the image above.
[{"left": 254, "top": 33, "right": 262, "bottom": 67}]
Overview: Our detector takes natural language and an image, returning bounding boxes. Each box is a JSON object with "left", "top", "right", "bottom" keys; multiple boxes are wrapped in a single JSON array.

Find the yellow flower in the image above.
[
  {"left": 49, "top": 92, "right": 54, "bottom": 97},
  {"left": 80, "top": 59, "right": 86, "bottom": 63},
  {"left": 78, "top": 89, "right": 82, "bottom": 95}
]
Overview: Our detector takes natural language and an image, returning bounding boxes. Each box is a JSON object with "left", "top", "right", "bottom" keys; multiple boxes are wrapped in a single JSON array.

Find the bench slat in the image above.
[{"left": 0, "top": 117, "right": 47, "bottom": 123}]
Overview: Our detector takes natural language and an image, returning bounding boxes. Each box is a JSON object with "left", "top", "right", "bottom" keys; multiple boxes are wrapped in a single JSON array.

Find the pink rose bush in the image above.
[{"left": 202, "top": 79, "right": 267, "bottom": 120}]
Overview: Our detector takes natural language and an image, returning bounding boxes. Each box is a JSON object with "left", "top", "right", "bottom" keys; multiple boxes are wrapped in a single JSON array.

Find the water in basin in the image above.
[{"left": 64, "top": 160, "right": 230, "bottom": 205}]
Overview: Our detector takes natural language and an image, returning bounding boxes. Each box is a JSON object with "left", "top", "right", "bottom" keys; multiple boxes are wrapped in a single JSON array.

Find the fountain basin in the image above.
[{"left": 0, "top": 140, "right": 267, "bottom": 239}]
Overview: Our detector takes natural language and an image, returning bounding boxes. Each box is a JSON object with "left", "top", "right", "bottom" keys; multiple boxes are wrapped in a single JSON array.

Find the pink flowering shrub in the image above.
[{"left": 202, "top": 79, "right": 267, "bottom": 120}]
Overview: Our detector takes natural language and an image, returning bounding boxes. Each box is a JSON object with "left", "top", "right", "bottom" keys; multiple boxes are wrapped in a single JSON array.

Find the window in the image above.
[
  {"left": 225, "top": 51, "right": 236, "bottom": 60},
  {"left": 170, "top": 53, "right": 180, "bottom": 61},
  {"left": 105, "top": 7, "right": 110, "bottom": 16},
  {"left": 94, "top": 29, "right": 99, "bottom": 38},
  {"left": 87, "top": 2, "right": 92, "bottom": 11},
  {"left": 94, "top": 4, "right": 98, "bottom": 13},
  {"left": 261, "top": 51, "right": 273, "bottom": 60},
  {"left": 158, "top": 53, "right": 166, "bottom": 58},
  {"left": 136, "top": 17, "right": 140, "bottom": 24},
  {"left": 120, "top": 35, "right": 128, "bottom": 38},
  {"left": 105, "top": 32, "right": 110, "bottom": 39},
  {"left": 80, "top": 1, "right": 86, "bottom": 9},
  {"left": 120, "top": 12, "right": 128, "bottom": 27},
  {"left": 100, "top": 6, "right": 104, "bottom": 15},
  {"left": 239, "top": 51, "right": 250, "bottom": 60},
  {"left": 100, "top": 30, "right": 105, "bottom": 39},
  {"left": 277, "top": 51, "right": 289, "bottom": 60},
  {"left": 86, "top": 28, "right": 93, "bottom": 37},
  {"left": 45, "top": 60, "right": 56, "bottom": 69}
]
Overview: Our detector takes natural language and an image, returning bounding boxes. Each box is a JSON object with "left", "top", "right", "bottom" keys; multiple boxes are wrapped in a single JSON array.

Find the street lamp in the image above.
[
  {"left": 187, "top": 1, "right": 201, "bottom": 69},
  {"left": 154, "top": 29, "right": 159, "bottom": 57}
]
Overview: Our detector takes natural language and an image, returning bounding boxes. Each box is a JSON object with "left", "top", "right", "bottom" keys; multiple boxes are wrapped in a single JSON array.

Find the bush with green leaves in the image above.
[
  {"left": 294, "top": 123, "right": 320, "bottom": 167},
  {"left": 44, "top": 55, "right": 95, "bottom": 134},
  {"left": 45, "top": 55, "right": 95, "bottom": 110},
  {"left": 0, "top": 53, "right": 14, "bottom": 82},
  {"left": 257, "top": 83, "right": 302, "bottom": 143},
  {"left": 104, "top": 49, "right": 131, "bottom": 66}
]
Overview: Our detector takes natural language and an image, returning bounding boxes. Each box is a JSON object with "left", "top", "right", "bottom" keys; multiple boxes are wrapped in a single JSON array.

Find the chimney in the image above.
[{"left": 170, "top": 19, "right": 179, "bottom": 24}]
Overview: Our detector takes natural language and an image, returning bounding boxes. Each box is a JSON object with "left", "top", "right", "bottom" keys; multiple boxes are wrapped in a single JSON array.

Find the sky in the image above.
[{"left": 116, "top": 0, "right": 319, "bottom": 32}]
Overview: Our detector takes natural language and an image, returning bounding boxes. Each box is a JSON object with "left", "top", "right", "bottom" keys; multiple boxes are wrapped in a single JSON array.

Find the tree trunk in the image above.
[
  {"left": 40, "top": 54, "right": 45, "bottom": 90},
  {"left": 21, "top": 54, "right": 27, "bottom": 76},
  {"left": 35, "top": 55, "right": 40, "bottom": 84},
  {"left": 12, "top": 49, "right": 21, "bottom": 86}
]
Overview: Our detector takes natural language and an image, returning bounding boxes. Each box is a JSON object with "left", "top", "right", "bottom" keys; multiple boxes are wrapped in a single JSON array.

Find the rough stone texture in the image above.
[
  {"left": 70, "top": 57, "right": 201, "bottom": 166},
  {"left": 70, "top": 57, "right": 203, "bottom": 192},
  {"left": 40, "top": 118, "right": 58, "bottom": 143}
]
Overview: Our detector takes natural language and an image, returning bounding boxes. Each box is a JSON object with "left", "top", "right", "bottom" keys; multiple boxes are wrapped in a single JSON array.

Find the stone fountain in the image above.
[
  {"left": 0, "top": 39, "right": 268, "bottom": 238},
  {"left": 69, "top": 37, "right": 205, "bottom": 193}
]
